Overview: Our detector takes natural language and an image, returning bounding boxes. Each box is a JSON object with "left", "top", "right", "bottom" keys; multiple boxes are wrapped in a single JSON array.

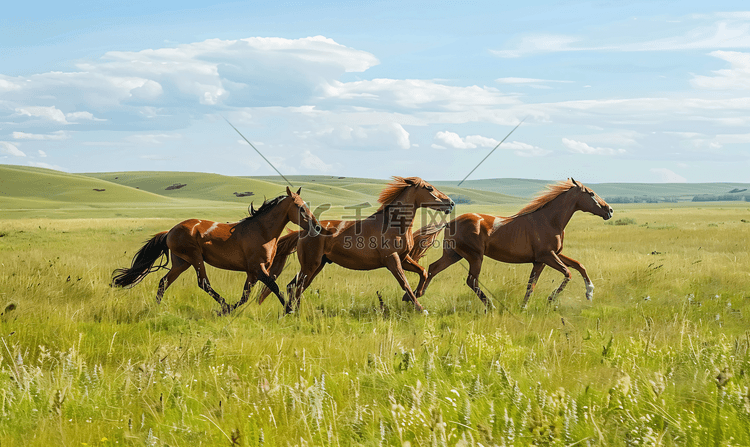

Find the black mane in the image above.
[{"left": 240, "top": 195, "right": 286, "bottom": 223}]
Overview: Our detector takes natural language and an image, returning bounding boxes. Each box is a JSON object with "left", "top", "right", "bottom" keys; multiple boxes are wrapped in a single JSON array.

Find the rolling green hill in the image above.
[
  {"left": 0, "top": 165, "right": 172, "bottom": 208},
  {"left": 88, "top": 172, "right": 523, "bottom": 207},
  {"left": 3, "top": 165, "right": 749, "bottom": 220},
  {"left": 436, "top": 178, "right": 750, "bottom": 201}
]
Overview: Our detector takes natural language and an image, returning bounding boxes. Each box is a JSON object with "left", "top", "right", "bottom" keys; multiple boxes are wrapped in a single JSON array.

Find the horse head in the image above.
[
  {"left": 285, "top": 186, "right": 322, "bottom": 236},
  {"left": 570, "top": 178, "right": 613, "bottom": 220},
  {"left": 411, "top": 179, "right": 455, "bottom": 215}
]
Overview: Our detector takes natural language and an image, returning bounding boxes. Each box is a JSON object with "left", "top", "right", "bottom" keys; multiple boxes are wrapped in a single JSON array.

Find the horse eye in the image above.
[{"left": 425, "top": 186, "right": 434, "bottom": 192}]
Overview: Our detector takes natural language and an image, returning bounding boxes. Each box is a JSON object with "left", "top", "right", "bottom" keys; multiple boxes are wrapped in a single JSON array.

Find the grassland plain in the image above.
[{"left": 1, "top": 168, "right": 750, "bottom": 446}]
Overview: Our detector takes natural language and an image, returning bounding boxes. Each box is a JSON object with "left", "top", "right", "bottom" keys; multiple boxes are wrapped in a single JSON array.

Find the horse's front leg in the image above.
[
  {"left": 401, "top": 255, "right": 427, "bottom": 302},
  {"left": 557, "top": 253, "right": 594, "bottom": 300},
  {"left": 384, "top": 253, "right": 424, "bottom": 312},
  {"left": 257, "top": 271, "right": 290, "bottom": 313},
  {"left": 535, "top": 252, "right": 572, "bottom": 305}
]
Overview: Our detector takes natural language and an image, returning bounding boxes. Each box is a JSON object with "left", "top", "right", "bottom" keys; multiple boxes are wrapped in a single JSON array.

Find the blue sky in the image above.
[{"left": 2, "top": 1, "right": 750, "bottom": 183}]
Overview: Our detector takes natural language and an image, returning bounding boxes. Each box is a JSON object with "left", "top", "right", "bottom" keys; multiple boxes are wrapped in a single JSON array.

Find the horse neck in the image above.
[
  {"left": 380, "top": 188, "right": 418, "bottom": 233},
  {"left": 533, "top": 190, "right": 580, "bottom": 231},
  {"left": 241, "top": 200, "right": 293, "bottom": 241}
]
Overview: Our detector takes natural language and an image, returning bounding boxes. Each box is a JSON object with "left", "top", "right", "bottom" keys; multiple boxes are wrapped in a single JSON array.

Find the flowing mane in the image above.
[
  {"left": 241, "top": 195, "right": 286, "bottom": 223},
  {"left": 509, "top": 179, "right": 576, "bottom": 220},
  {"left": 377, "top": 176, "right": 425, "bottom": 210}
]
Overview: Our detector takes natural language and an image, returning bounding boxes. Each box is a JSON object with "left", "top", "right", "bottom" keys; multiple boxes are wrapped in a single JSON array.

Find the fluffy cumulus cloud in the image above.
[
  {"left": 562, "top": 138, "right": 626, "bottom": 155},
  {"left": 13, "top": 131, "right": 70, "bottom": 140},
  {"left": 0, "top": 142, "right": 26, "bottom": 157},
  {"left": 302, "top": 122, "right": 411, "bottom": 151},
  {"left": 651, "top": 168, "right": 687, "bottom": 183},
  {"left": 16, "top": 106, "right": 68, "bottom": 123},
  {"left": 1, "top": 36, "right": 380, "bottom": 128},
  {"left": 321, "top": 79, "right": 515, "bottom": 110},
  {"left": 691, "top": 51, "right": 750, "bottom": 89},
  {"left": 433, "top": 131, "right": 548, "bottom": 156},
  {"left": 300, "top": 150, "right": 333, "bottom": 172}
]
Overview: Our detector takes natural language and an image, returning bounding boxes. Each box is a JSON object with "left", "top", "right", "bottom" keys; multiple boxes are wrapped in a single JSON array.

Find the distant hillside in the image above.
[
  {"left": 3, "top": 165, "right": 748, "bottom": 220},
  {"left": 436, "top": 178, "right": 750, "bottom": 202},
  {"left": 90, "top": 173, "right": 522, "bottom": 207},
  {"left": 0, "top": 165, "right": 172, "bottom": 209}
]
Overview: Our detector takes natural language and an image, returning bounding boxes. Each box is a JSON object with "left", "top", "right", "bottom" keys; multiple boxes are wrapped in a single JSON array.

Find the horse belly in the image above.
[
  {"left": 200, "top": 241, "right": 248, "bottom": 271},
  {"left": 485, "top": 230, "right": 535, "bottom": 264},
  {"left": 326, "top": 250, "right": 383, "bottom": 270}
]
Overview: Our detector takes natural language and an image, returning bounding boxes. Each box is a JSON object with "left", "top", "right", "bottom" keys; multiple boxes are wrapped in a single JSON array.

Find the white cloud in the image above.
[
  {"left": 562, "top": 138, "right": 626, "bottom": 155},
  {"left": 13, "top": 131, "right": 70, "bottom": 140},
  {"left": 66, "top": 111, "right": 105, "bottom": 122},
  {"left": 492, "top": 17, "right": 750, "bottom": 58},
  {"left": 300, "top": 150, "right": 333, "bottom": 172},
  {"left": 38, "top": 150, "right": 47, "bottom": 158},
  {"left": 566, "top": 130, "right": 642, "bottom": 147},
  {"left": 651, "top": 168, "right": 687, "bottom": 183},
  {"left": 435, "top": 131, "right": 477, "bottom": 149},
  {"left": 0, "top": 142, "right": 26, "bottom": 157},
  {"left": 16, "top": 106, "right": 68, "bottom": 123},
  {"left": 0, "top": 78, "right": 20, "bottom": 92},
  {"left": 322, "top": 79, "right": 517, "bottom": 110},
  {"left": 1, "top": 36, "right": 379, "bottom": 123},
  {"left": 502, "top": 141, "right": 552, "bottom": 157},
  {"left": 492, "top": 34, "right": 582, "bottom": 58},
  {"left": 434, "top": 131, "right": 548, "bottom": 156},
  {"left": 691, "top": 51, "right": 750, "bottom": 90},
  {"left": 389, "top": 123, "right": 411, "bottom": 150},
  {"left": 305, "top": 122, "right": 413, "bottom": 151}
]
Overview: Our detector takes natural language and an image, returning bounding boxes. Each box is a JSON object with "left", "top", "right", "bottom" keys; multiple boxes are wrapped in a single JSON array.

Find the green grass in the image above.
[
  {"left": 2, "top": 166, "right": 750, "bottom": 445},
  {"left": 0, "top": 201, "right": 750, "bottom": 446}
]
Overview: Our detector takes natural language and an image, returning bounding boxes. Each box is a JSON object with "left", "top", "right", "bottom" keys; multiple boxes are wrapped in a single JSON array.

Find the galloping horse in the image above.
[
  {"left": 111, "top": 187, "right": 322, "bottom": 314},
  {"left": 412, "top": 179, "right": 613, "bottom": 309},
  {"left": 259, "top": 177, "right": 454, "bottom": 312}
]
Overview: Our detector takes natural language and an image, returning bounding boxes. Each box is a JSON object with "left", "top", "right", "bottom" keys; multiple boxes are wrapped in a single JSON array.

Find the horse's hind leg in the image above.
[
  {"left": 465, "top": 255, "right": 494, "bottom": 311},
  {"left": 419, "top": 247, "right": 462, "bottom": 297},
  {"left": 401, "top": 255, "right": 427, "bottom": 303},
  {"left": 521, "top": 262, "right": 545, "bottom": 309},
  {"left": 292, "top": 259, "right": 327, "bottom": 311},
  {"left": 193, "top": 260, "right": 231, "bottom": 315},
  {"left": 384, "top": 253, "right": 423, "bottom": 312},
  {"left": 156, "top": 254, "right": 190, "bottom": 304}
]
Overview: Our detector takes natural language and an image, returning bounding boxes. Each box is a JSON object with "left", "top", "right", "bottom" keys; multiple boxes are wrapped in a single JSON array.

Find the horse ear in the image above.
[
  {"left": 571, "top": 178, "right": 580, "bottom": 187},
  {"left": 286, "top": 186, "right": 292, "bottom": 196},
  {"left": 296, "top": 187, "right": 302, "bottom": 195}
]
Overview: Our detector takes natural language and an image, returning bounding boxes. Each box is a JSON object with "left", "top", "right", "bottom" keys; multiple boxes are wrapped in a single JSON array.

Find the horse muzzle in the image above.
[
  {"left": 309, "top": 224, "right": 322, "bottom": 237},
  {"left": 604, "top": 208, "right": 614, "bottom": 220},
  {"left": 444, "top": 200, "right": 455, "bottom": 215}
]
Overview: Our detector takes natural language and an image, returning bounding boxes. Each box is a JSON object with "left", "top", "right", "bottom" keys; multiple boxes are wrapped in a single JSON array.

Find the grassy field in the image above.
[{"left": 2, "top": 167, "right": 750, "bottom": 446}]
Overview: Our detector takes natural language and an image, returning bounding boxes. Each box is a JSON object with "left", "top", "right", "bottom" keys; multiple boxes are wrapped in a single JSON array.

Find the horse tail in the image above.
[
  {"left": 409, "top": 223, "right": 447, "bottom": 262},
  {"left": 111, "top": 231, "right": 170, "bottom": 288},
  {"left": 258, "top": 230, "right": 301, "bottom": 304}
]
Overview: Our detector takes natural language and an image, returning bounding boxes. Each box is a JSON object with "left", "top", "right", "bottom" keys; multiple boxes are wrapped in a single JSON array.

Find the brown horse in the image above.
[
  {"left": 111, "top": 187, "right": 322, "bottom": 314},
  {"left": 412, "top": 179, "right": 613, "bottom": 309},
  {"left": 259, "top": 177, "right": 454, "bottom": 312}
]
